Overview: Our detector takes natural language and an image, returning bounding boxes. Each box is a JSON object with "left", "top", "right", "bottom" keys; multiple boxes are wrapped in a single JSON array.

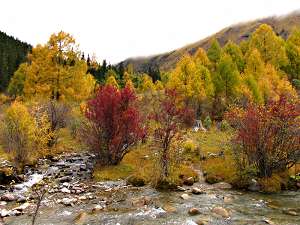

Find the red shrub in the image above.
[
  {"left": 226, "top": 96, "right": 300, "bottom": 177},
  {"left": 151, "top": 89, "right": 195, "bottom": 177},
  {"left": 83, "top": 85, "right": 145, "bottom": 165}
]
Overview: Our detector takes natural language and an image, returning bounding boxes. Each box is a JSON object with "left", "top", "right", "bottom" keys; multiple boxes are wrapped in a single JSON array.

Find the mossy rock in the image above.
[
  {"left": 155, "top": 178, "right": 179, "bottom": 190},
  {"left": 205, "top": 174, "right": 224, "bottom": 184},
  {"left": 127, "top": 175, "right": 146, "bottom": 187}
]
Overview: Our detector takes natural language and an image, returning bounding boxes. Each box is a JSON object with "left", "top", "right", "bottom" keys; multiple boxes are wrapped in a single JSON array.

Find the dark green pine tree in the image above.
[{"left": 0, "top": 31, "right": 31, "bottom": 91}]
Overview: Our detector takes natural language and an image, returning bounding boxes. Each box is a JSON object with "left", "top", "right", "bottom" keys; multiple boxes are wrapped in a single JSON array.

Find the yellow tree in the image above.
[
  {"left": 167, "top": 54, "right": 212, "bottom": 115},
  {"left": 21, "top": 31, "right": 95, "bottom": 101},
  {"left": 223, "top": 41, "right": 245, "bottom": 72},
  {"left": 123, "top": 71, "right": 135, "bottom": 90},
  {"left": 242, "top": 49, "right": 265, "bottom": 103},
  {"left": 138, "top": 74, "right": 156, "bottom": 93},
  {"left": 285, "top": 28, "right": 300, "bottom": 80},
  {"left": 194, "top": 48, "right": 211, "bottom": 67},
  {"left": 248, "top": 24, "right": 288, "bottom": 68},
  {"left": 105, "top": 75, "right": 119, "bottom": 89},
  {"left": 262, "top": 64, "right": 297, "bottom": 101}
]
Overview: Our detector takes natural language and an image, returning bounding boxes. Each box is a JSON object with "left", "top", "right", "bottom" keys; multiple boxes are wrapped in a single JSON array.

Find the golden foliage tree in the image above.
[
  {"left": 0, "top": 102, "right": 52, "bottom": 168},
  {"left": 248, "top": 24, "right": 288, "bottom": 68},
  {"left": 105, "top": 75, "right": 119, "bottom": 89},
  {"left": 16, "top": 31, "right": 95, "bottom": 101}
]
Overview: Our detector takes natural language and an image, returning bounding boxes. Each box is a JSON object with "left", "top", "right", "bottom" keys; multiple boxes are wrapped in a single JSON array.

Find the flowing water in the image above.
[{"left": 3, "top": 153, "right": 300, "bottom": 225}]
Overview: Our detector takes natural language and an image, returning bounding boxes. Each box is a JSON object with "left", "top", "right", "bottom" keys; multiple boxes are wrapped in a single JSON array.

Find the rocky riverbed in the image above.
[{"left": 0, "top": 153, "right": 299, "bottom": 225}]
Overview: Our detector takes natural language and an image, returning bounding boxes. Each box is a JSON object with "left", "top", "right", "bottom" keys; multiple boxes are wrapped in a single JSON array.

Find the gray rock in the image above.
[
  {"left": 192, "top": 187, "right": 205, "bottom": 195},
  {"left": 180, "top": 194, "right": 191, "bottom": 200},
  {"left": 248, "top": 179, "right": 261, "bottom": 192},
  {"left": 62, "top": 198, "right": 77, "bottom": 206}
]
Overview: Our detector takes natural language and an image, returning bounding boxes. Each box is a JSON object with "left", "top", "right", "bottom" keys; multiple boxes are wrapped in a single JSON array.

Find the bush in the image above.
[
  {"left": 220, "top": 120, "right": 230, "bottom": 131},
  {"left": 0, "top": 102, "right": 52, "bottom": 169},
  {"left": 183, "top": 140, "right": 196, "bottom": 153},
  {"left": 226, "top": 96, "right": 300, "bottom": 178},
  {"left": 258, "top": 175, "right": 282, "bottom": 193},
  {"left": 151, "top": 89, "right": 195, "bottom": 179},
  {"left": 82, "top": 85, "right": 145, "bottom": 165},
  {"left": 203, "top": 116, "right": 212, "bottom": 130}
]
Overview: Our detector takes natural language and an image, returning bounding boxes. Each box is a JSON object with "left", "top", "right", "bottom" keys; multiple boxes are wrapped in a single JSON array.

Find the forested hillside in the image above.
[
  {"left": 0, "top": 31, "right": 31, "bottom": 91},
  {"left": 121, "top": 11, "right": 300, "bottom": 73}
]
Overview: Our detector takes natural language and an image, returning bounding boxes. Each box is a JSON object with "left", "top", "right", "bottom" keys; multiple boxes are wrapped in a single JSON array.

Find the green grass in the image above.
[
  {"left": 93, "top": 163, "right": 134, "bottom": 181},
  {"left": 186, "top": 127, "right": 238, "bottom": 184}
]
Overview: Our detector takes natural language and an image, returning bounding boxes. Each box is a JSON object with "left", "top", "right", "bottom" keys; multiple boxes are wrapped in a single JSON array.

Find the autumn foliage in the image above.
[
  {"left": 82, "top": 85, "right": 144, "bottom": 165},
  {"left": 226, "top": 96, "right": 300, "bottom": 178},
  {"left": 151, "top": 89, "right": 195, "bottom": 178}
]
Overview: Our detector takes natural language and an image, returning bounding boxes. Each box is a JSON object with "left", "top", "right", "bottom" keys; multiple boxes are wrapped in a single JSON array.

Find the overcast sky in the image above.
[{"left": 1, "top": 0, "right": 300, "bottom": 63}]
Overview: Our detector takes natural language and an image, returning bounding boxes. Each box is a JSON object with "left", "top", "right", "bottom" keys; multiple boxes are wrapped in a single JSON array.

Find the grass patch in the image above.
[
  {"left": 93, "top": 143, "right": 154, "bottom": 182},
  {"left": 93, "top": 163, "right": 134, "bottom": 181},
  {"left": 187, "top": 127, "right": 238, "bottom": 184}
]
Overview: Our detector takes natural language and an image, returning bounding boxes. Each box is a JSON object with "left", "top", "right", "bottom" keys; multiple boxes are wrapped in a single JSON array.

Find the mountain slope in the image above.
[
  {"left": 0, "top": 31, "right": 32, "bottom": 91},
  {"left": 121, "top": 11, "right": 300, "bottom": 73}
]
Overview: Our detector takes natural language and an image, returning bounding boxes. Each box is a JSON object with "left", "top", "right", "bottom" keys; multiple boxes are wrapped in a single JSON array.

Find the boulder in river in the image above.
[
  {"left": 248, "top": 179, "right": 261, "bottom": 192},
  {"left": 162, "top": 204, "right": 177, "bottom": 213},
  {"left": 212, "top": 206, "right": 230, "bottom": 218},
  {"left": 192, "top": 187, "right": 205, "bottom": 195},
  {"left": 1, "top": 193, "right": 16, "bottom": 202},
  {"left": 188, "top": 207, "right": 201, "bottom": 216},
  {"left": 92, "top": 205, "right": 103, "bottom": 212},
  {"left": 183, "top": 177, "right": 194, "bottom": 186}
]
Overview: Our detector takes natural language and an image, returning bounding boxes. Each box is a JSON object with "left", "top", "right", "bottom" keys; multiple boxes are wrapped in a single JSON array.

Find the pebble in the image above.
[
  {"left": 177, "top": 186, "right": 186, "bottom": 191},
  {"left": 92, "top": 205, "right": 103, "bottom": 212},
  {"left": 62, "top": 198, "right": 77, "bottom": 206},
  {"left": 79, "top": 196, "right": 87, "bottom": 201},
  {"left": 181, "top": 194, "right": 191, "bottom": 200},
  {"left": 0, "top": 209, "right": 9, "bottom": 217},
  {"left": 61, "top": 187, "right": 71, "bottom": 194},
  {"left": 14, "top": 202, "right": 30, "bottom": 211},
  {"left": 262, "top": 219, "right": 276, "bottom": 225}
]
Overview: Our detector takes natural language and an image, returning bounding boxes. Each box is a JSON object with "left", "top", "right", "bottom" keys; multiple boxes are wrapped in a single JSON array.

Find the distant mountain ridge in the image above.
[
  {"left": 0, "top": 31, "right": 32, "bottom": 91},
  {"left": 120, "top": 11, "right": 300, "bottom": 73}
]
